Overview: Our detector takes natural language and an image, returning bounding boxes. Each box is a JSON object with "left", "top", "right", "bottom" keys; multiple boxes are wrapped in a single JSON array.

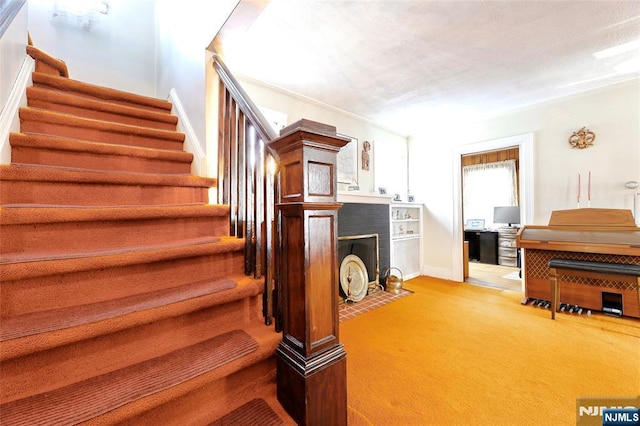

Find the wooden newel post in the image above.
[{"left": 268, "top": 119, "right": 349, "bottom": 425}]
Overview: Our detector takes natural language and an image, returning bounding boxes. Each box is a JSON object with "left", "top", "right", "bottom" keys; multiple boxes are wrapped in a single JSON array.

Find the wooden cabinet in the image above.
[
  {"left": 464, "top": 230, "right": 498, "bottom": 265},
  {"left": 390, "top": 203, "right": 423, "bottom": 279}
]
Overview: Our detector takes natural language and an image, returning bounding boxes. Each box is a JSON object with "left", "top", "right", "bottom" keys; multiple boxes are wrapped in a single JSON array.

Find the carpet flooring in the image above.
[
  {"left": 341, "top": 276, "right": 640, "bottom": 425},
  {"left": 209, "top": 398, "right": 283, "bottom": 426}
]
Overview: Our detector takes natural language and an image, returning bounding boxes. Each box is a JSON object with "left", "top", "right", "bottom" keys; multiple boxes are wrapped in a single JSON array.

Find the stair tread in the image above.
[
  {"left": 210, "top": 398, "right": 284, "bottom": 426},
  {"left": 0, "top": 276, "right": 264, "bottom": 361},
  {"left": 20, "top": 107, "right": 185, "bottom": 142},
  {"left": 0, "top": 163, "right": 216, "bottom": 187},
  {"left": 0, "top": 329, "right": 260, "bottom": 425},
  {"left": 0, "top": 203, "right": 229, "bottom": 225},
  {"left": 27, "top": 86, "right": 178, "bottom": 125},
  {"left": 10, "top": 132, "right": 191, "bottom": 161},
  {"left": 1, "top": 235, "right": 228, "bottom": 264},
  {"left": 0, "top": 275, "right": 259, "bottom": 342},
  {"left": 31, "top": 71, "right": 173, "bottom": 112},
  {"left": 0, "top": 236, "right": 244, "bottom": 281}
]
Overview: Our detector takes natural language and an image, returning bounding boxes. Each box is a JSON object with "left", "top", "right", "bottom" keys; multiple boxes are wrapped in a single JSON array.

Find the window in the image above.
[{"left": 463, "top": 160, "right": 518, "bottom": 229}]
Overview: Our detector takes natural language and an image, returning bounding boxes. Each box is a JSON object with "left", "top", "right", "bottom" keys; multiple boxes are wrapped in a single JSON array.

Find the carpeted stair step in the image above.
[
  {"left": 1, "top": 236, "right": 246, "bottom": 315},
  {"left": 1, "top": 204, "right": 229, "bottom": 257},
  {"left": 0, "top": 326, "right": 281, "bottom": 425},
  {"left": 9, "top": 133, "right": 193, "bottom": 174},
  {"left": 128, "top": 358, "right": 295, "bottom": 426},
  {"left": 210, "top": 398, "right": 284, "bottom": 426},
  {"left": 26, "top": 86, "right": 179, "bottom": 131},
  {"left": 0, "top": 164, "right": 216, "bottom": 206},
  {"left": 20, "top": 107, "right": 185, "bottom": 151},
  {"left": 26, "top": 45, "right": 69, "bottom": 78},
  {"left": 32, "top": 71, "right": 173, "bottom": 114},
  {"left": 0, "top": 274, "right": 263, "bottom": 362}
]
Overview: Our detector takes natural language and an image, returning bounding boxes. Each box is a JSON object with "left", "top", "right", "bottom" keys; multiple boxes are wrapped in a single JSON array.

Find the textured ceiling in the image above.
[{"left": 215, "top": 0, "right": 640, "bottom": 136}]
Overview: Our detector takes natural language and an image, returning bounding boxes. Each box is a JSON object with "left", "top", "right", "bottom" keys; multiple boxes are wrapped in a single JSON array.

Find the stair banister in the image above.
[
  {"left": 213, "top": 55, "right": 278, "bottom": 326},
  {"left": 214, "top": 57, "right": 348, "bottom": 424}
]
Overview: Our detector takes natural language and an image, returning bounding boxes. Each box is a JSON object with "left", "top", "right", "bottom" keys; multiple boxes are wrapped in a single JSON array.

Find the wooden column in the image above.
[{"left": 268, "top": 119, "right": 349, "bottom": 426}]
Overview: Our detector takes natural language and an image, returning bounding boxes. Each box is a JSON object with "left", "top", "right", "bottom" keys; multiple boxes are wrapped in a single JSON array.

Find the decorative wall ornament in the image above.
[
  {"left": 362, "top": 140, "right": 371, "bottom": 171},
  {"left": 568, "top": 127, "right": 595, "bottom": 149}
]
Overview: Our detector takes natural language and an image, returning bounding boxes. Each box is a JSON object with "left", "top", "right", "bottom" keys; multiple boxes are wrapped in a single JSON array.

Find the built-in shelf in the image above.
[{"left": 389, "top": 203, "right": 423, "bottom": 280}]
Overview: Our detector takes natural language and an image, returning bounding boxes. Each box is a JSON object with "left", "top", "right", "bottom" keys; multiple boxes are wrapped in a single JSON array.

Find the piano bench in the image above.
[{"left": 547, "top": 259, "right": 640, "bottom": 320}]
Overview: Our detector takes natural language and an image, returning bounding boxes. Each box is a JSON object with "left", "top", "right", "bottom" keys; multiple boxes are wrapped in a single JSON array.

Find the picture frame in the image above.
[
  {"left": 378, "top": 187, "right": 387, "bottom": 195},
  {"left": 408, "top": 195, "right": 415, "bottom": 202},
  {"left": 336, "top": 134, "right": 358, "bottom": 184}
]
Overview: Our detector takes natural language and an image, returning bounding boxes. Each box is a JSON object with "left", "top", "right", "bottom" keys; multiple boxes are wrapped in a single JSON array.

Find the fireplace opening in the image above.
[{"left": 338, "top": 234, "right": 380, "bottom": 301}]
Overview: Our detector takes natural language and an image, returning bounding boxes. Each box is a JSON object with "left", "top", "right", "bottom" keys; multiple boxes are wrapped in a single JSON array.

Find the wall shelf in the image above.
[{"left": 390, "top": 203, "right": 423, "bottom": 280}]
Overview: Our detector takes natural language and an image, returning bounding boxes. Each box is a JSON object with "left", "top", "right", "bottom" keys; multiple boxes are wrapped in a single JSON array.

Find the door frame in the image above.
[{"left": 451, "top": 133, "right": 534, "bottom": 283}]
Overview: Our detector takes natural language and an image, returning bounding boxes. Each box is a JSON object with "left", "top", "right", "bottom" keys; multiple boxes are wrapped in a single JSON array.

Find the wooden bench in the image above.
[{"left": 547, "top": 259, "right": 640, "bottom": 320}]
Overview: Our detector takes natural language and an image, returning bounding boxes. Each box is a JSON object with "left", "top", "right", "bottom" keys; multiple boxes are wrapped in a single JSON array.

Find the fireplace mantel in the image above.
[{"left": 337, "top": 191, "right": 393, "bottom": 204}]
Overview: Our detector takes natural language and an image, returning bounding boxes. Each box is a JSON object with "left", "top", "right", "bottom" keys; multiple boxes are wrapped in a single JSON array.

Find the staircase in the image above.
[{"left": 0, "top": 44, "right": 291, "bottom": 425}]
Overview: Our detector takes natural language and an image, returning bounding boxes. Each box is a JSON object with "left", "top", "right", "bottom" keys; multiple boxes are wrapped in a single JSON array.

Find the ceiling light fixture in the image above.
[{"left": 593, "top": 39, "right": 640, "bottom": 59}]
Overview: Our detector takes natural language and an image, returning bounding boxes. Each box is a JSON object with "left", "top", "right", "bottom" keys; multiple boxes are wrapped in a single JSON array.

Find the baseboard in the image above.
[
  {"left": 167, "top": 88, "right": 207, "bottom": 177},
  {"left": 0, "top": 55, "right": 33, "bottom": 164},
  {"left": 421, "top": 265, "right": 455, "bottom": 282}
]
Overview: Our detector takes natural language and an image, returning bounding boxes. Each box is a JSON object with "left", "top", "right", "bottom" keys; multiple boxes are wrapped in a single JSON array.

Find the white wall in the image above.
[
  {"left": 26, "top": 0, "right": 238, "bottom": 166},
  {"left": 233, "top": 76, "right": 409, "bottom": 196},
  {"left": 28, "top": 0, "right": 157, "bottom": 97},
  {"left": 1, "top": 1, "right": 28, "bottom": 110},
  {"left": 155, "top": 0, "right": 238, "bottom": 155},
  {"left": 0, "top": 1, "right": 29, "bottom": 164},
  {"left": 478, "top": 80, "right": 640, "bottom": 221},
  {"left": 411, "top": 79, "right": 640, "bottom": 280}
]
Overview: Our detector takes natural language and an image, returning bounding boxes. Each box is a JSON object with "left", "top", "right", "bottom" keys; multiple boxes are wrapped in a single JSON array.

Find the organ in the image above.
[{"left": 516, "top": 208, "right": 640, "bottom": 318}]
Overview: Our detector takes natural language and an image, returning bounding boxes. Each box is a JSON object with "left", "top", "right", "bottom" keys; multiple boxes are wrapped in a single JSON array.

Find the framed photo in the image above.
[
  {"left": 408, "top": 195, "right": 415, "bottom": 202},
  {"left": 337, "top": 134, "right": 357, "bottom": 184},
  {"left": 378, "top": 187, "right": 387, "bottom": 195}
]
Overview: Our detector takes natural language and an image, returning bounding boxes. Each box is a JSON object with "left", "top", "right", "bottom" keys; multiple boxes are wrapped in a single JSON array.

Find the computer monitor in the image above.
[{"left": 493, "top": 206, "right": 520, "bottom": 227}]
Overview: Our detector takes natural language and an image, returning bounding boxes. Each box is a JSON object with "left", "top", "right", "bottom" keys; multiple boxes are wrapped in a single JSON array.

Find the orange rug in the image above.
[{"left": 341, "top": 276, "right": 640, "bottom": 425}]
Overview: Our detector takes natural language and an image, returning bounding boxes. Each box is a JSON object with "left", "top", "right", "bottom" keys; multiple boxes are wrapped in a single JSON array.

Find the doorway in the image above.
[
  {"left": 451, "top": 133, "right": 534, "bottom": 288},
  {"left": 462, "top": 147, "right": 520, "bottom": 290}
]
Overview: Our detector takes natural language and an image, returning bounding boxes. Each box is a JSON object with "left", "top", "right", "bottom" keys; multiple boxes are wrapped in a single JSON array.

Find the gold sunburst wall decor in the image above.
[{"left": 568, "top": 127, "right": 595, "bottom": 149}]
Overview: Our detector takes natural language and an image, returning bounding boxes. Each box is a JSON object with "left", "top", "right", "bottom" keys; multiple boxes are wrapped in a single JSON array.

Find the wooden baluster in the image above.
[
  {"left": 255, "top": 138, "right": 265, "bottom": 278},
  {"left": 245, "top": 124, "right": 256, "bottom": 276},
  {"left": 263, "top": 152, "right": 276, "bottom": 325},
  {"left": 237, "top": 113, "right": 247, "bottom": 239},
  {"left": 229, "top": 99, "right": 238, "bottom": 236},
  {"left": 274, "top": 170, "right": 283, "bottom": 332},
  {"left": 218, "top": 85, "right": 231, "bottom": 206}
]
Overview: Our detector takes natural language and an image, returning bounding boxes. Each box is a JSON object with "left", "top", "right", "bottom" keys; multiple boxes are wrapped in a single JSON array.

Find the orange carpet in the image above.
[{"left": 342, "top": 276, "right": 640, "bottom": 425}]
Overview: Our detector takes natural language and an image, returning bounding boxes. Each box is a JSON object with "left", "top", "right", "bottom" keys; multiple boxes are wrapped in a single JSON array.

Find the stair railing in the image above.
[
  {"left": 213, "top": 55, "right": 280, "bottom": 327},
  {"left": 214, "top": 55, "right": 349, "bottom": 425}
]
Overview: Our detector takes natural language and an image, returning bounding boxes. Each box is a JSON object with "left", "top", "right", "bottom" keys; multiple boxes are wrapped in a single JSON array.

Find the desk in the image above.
[{"left": 464, "top": 230, "right": 498, "bottom": 265}]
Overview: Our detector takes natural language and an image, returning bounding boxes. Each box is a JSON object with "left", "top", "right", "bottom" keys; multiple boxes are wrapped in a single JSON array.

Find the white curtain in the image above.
[{"left": 463, "top": 160, "right": 518, "bottom": 229}]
